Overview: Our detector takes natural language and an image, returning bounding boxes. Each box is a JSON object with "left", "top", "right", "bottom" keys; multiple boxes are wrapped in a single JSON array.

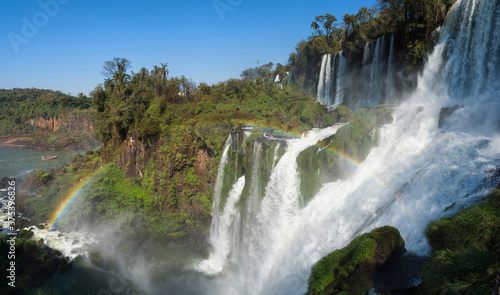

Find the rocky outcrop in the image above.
[
  {"left": 298, "top": 107, "right": 394, "bottom": 205},
  {"left": 5, "top": 111, "right": 101, "bottom": 151},
  {"left": 29, "top": 112, "right": 95, "bottom": 133},
  {"left": 0, "top": 177, "right": 17, "bottom": 189},
  {"left": 438, "top": 105, "right": 463, "bottom": 128},
  {"left": 16, "top": 133, "right": 100, "bottom": 151},
  {"left": 0, "top": 235, "right": 65, "bottom": 291},
  {"left": 307, "top": 226, "right": 406, "bottom": 295},
  {"left": 102, "top": 125, "right": 231, "bottom": 221}
]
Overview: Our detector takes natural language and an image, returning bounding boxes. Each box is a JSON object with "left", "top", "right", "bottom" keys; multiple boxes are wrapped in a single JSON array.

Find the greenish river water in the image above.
[{"left": 0, "top": 147, "right": 87, "bottom": 179}]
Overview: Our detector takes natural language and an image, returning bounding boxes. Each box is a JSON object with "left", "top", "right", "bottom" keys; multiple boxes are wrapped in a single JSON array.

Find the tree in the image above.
[
  {"left": 159, "top": 62, "right": 169, "bottom": 82},
  {"left": 241, "top": 62, "right": 274, "bottom": 81},
  {"left": 101, "top": 58, "right": 132, "bottom": 88},
  {"left": 138, "top": 67, "right": 149, "bottom": 84}
]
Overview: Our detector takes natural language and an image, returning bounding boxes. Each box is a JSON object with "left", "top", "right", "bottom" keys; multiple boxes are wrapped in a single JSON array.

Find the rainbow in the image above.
[
  {"left": 315, "top": 144, "right": 418, "bottom": 224},
  {"left": 45, "top": 172, "right": 98, "bottom": 229},
  {"left": 241, "top": 123, "right": 415, "bottom": 222}
]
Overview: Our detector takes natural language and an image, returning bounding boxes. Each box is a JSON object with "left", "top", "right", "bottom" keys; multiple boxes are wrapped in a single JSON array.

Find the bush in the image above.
[
  {"left": 72, "top": 153, "right": 83, "bottom": 163},
  {"left": 307, "top": 226, "right": 405, "bottom": 295},
  {"left": 422, "top": 188, "right": 500, "bottom": 294}
]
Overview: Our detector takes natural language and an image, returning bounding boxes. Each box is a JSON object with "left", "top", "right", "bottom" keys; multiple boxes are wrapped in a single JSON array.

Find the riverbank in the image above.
[
  {"left": 0, "top": 131, "right": 99, "bottom": 151},
  {"left": 0, "top": 146, "right": 87, "bottom": 180},
  {"left": 0, "top": 136, "right": 32, "bottom": 148}
]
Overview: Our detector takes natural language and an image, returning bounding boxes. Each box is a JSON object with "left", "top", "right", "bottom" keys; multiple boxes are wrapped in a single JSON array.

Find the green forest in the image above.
[
  {"left": 289, "top": 0, "right": 454, "bottom": 89},
  {"left": 0, "top": 88, "right": 93, "bottom": 137}
]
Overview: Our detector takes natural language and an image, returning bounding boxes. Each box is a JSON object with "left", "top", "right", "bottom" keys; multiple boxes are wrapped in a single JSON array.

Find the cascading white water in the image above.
[
  {"left": 442, "top": 0, "right": 500, "bottom": 99},
  {"left": 272, "top": 143, "right": 281, "bottom": 169},
  {"left": 319, "top": 33, "right": 399, "bottom": 108},
  {"left": 317, "top": 54, "right": 334, "bottom": 104},
  {"left": 316, "top": 54, "right": 329, "bottom": 104},
  {"left": 323, "top": 54, "right": 333, "bottom": 103},
  {"left": 208, "top": 138, "right": 232, "bottom": 237},
  {"left": 333, "top": 52, "right": 348, "bottom": 107},
  {"left": 29, "top": 226, "right": 96, "bottom": 259},
  {"left": 318, "top": 52, "right": 348, "bottom": 106},
  {"left": 369, "top": 36, "right": 384, "bottom": 105},
  {"left": 198, "top": 176, "right": 245, "bottom": 274},
  {"left": 201, "top": 0, "right": 500, "bottom": 294},
  {"left": 385, "top": 34, "right": 396, "bottom": 105},
  {"left": 358, "top": 35, "right": 389, "bottom": 108}
]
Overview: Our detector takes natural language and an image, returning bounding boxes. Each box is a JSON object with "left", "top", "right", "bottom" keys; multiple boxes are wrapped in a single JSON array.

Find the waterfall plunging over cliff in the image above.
[
  {"left": 317, "top": 34, "right": 397, "bottom": 108},
  {"left": 199, "top": 0, "right": 500, "bottom": 294},
  {"left": 317, "top": 52, "right": 348, "bottom": 106}
]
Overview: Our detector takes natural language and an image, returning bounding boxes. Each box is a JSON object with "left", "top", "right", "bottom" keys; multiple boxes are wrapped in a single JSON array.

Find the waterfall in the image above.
[
  {"left": 208, "top": 138, "right": 232, "bottom": 236},
  {"left": 441, "top": 0, "right": 500, "bottom": 98},
  {"left": 333, "top": 52, "right": 348, "bottom": 107},
  {"left": 323, "top": 54, "right": 333, "bottom": 104},
  {"left": 369, "top": 36, "right": 384, "bottom": 105},
  {"left": 317, "top": 54, "right": 333, "bottom": 104},
  {"left": 385, "top": 34, "right": 396, "bottom": 105},
  {"left": 201, "top": 0, "right": 500, "bottom": 294},
  {"left": 198, "top": 176, "right": 245, "bottom": 274},
  {"left": 316, "top": 54, "right": 328, "bottom": 104},
  {"left": 319, "top": 34, "right": 400, "bottom": 108},
  {"left": 357, "top": 35, "right": 389, "bottom": 108},
  {"left": 318, "top": 52, "right": 348, "bottom": 106}
]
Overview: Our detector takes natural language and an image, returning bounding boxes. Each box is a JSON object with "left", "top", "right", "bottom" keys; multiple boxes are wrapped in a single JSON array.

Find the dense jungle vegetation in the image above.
[
  {"left": 0, "top": 89, "right": 93, "bottom": 137},
  {"left": 288, "top": 0, "right": 455, "bottom": 90}
]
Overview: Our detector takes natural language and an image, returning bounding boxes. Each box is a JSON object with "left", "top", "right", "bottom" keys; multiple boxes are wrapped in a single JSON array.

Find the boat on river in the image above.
[{"left": 41, "top": 156, "right": 57, "bottom": 161}]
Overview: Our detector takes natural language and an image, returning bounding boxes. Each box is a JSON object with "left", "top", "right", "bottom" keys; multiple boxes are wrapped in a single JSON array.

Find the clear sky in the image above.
[{"left": 0, "top": 0, "right": 375, "bottom": 95}]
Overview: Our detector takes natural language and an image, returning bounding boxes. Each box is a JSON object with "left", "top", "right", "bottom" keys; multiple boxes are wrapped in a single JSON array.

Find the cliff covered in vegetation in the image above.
[
  {"left": 288, "top": 0, "right": 455, "bottom": 92},
  {"left": 18, "top": 58, "right": 337, "bottom": 249},
  {"left": 0, "top": 88, "right": 98, "bottom": 150}
]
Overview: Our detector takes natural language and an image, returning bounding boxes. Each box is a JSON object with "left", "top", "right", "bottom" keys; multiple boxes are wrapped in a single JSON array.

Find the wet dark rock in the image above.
[
  {"left": 88, "top": 251, "right": 103, "bottom": 267},
  {"left": 19, "top": 229, "right": 34, "bottom": 239},
  {"left": 60, "top": 260, "right": 73, "bottom": 273},
  {"left": 0, "top": 177, "right": 17, "bottom": 189},
  {"left": 307, "top": 226, "right": 406, "bottom": 295},
  {"left": 36, "top": 238, "right": 44, "bottom": 247},
  {"left": 438, "top": 105, "right": 463, "bottom": 128},
  {"left": 372, "top": 252, "right": 427, "bottom": 293}
]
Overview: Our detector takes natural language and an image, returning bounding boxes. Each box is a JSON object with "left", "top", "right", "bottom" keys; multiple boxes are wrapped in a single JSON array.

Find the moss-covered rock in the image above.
[
  {"left": 422, "top": 188, "right": 500, "bottom": 294},
  {"left": 297, "top": 106, "right": 394, "bottom": 205},
  {"left": 307, "top": 226, "right": 405, "bottom": 295},
  {"left": 20, "top": 229, "right": 34, "bottom": 239},
  {"left": 0, "top": 236, "right": 62, "bottom": 294}
]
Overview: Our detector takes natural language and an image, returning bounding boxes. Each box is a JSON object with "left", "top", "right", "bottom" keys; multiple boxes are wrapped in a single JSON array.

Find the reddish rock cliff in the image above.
[{"left": 29, "top": 112, "right": 95, "bottom": 133}]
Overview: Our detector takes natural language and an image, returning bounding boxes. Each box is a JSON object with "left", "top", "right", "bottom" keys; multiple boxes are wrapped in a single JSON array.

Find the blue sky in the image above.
[{"left": 0, "top": 0, "right": 375, "bottom": 95}]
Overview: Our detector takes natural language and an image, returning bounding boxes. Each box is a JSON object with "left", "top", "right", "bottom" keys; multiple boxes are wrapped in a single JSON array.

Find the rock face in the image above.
[
  {"left": 101, "top": 125, "right": 231, "bottom": 223},
  {"left": 17, "top": 133, "right": 100, "bottom": 151},
  {"left": 29, "top": 112, "right": 95, "bottom": 133},
  {"left": 0, "top": 177, "right": 17, "bottom": 189},
  {"left": 0, "top": 236, "right": 64, "bottom": 291},
  {"left": 438, "top": 105, "right": 463, "bottom": 128},
  {"left": 15, "top": 111, "right": 100, "bottom": 151},
  {"left": 297, "top": 107, "right": 394, "bottom": 205},
  {"left": 307, "top": 226, "right": 406, "bottom": 295}
]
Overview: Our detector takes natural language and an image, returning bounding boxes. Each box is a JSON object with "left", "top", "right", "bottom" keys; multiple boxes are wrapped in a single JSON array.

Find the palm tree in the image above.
[
  {"left": 139, "top": 67, "right": 149, "bottom": 84},
  {"left": 160, "top": 63, "right": 169, "bottom": 81}
]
